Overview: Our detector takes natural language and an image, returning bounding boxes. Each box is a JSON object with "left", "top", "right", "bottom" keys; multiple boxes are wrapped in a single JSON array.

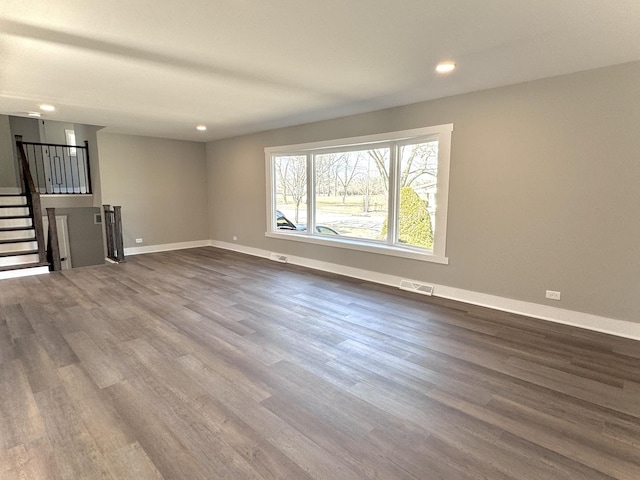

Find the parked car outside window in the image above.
[{"left": 276, "top": 210, "right": 339, "bottom": 235}]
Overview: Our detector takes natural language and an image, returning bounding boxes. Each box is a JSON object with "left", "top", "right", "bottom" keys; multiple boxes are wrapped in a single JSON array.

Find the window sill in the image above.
[{"left": 265, "top": 231, "right": 449, "bottom": 264}]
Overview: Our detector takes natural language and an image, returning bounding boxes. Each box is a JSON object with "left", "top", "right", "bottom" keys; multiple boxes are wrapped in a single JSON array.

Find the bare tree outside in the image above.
[
  {"left": 275, "top": 159, "right": 290, "bottom": 204},
  {"left": 352, "top": 159, "right": 386, "bottom": 212},
  {"left": 313, "top": 148, "right": 389, "bottom": 239},
  {"left": 315, "top": 154, "right": 339, "bottom": 196},
  {"left": 334, "top": 152, "right": 360, "bottom": 204},
  {"left": 275, "top": 155, "right": 307, "bottom": 223},
  {"left": 369, "top": 141, "right": 437, "bottom": 189}
]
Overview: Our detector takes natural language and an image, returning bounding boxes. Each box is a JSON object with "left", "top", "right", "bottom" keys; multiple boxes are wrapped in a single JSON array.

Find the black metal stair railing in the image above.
[
  {"left": 103, "top": 204, "right": 125, "bottom": 263},
  {"left": 20, "top": 140, "right": 92, "bottom": 194},
  {"left": 14, "top": 135, "right": 62, "bottom": 271}
]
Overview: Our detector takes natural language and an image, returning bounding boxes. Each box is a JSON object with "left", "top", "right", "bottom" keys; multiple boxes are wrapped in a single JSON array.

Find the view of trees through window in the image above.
[
  {"left": 274, "top": 139, "right": 439, "bottom": 249},
  {"left": 315, "top": 148, "right": 389, "bottom": 240},
  {"left": 274, "top": 155, "right": 307, "bottom": 226}
]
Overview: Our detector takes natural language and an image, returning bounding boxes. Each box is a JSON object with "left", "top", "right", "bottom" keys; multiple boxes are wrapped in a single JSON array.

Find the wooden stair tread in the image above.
[
  {"left": 0, "top": 226, "right": 34, "bottom": 232},
  {"left": 0, "top": 249, "right": 39, "bottom": 257},
  {"left": 0, "top": 238, "right": 37, "bottom": 244}
]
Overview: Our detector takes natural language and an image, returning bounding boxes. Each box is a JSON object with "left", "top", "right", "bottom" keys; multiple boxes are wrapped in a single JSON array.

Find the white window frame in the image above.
[{"left": 265, "top": 124, "right": 453, "bottom": 264}]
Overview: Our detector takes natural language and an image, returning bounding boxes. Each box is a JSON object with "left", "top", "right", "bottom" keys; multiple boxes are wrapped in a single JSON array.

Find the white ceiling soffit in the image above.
[{"left": 1, "top": 1, "right": 639, "bottom": 142}]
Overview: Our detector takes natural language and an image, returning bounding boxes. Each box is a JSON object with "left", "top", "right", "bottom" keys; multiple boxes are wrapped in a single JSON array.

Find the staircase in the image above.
[{"left": 0, "top": 193, "right": 49, "bottom": 280}]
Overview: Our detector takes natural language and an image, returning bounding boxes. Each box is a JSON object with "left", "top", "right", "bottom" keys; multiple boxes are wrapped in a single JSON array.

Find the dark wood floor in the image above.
[{"left": 1, "top": 247, "right": 639, "bottom": 479}]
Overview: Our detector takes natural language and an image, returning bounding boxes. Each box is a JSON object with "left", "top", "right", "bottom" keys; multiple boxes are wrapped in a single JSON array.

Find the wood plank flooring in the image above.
[{"left": 1, "top": 246, "right": 639, "bottom": 479}]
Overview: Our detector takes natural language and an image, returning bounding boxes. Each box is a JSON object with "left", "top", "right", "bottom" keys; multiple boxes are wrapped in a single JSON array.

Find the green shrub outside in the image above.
[{"left": 380, "top": 187, "right": 433, "bottom": 248}]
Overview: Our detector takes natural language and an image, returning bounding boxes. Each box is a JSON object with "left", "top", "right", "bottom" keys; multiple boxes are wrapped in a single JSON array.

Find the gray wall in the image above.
[
  {"left": 206, "top": 61, "right": 640, "bottom": 323},
  {"left": 42, "top": 120, "right": 74, "bottom": 144},
  {"left": 0, "top": 115, "right": 17, "bottom": 188},
  {"left": 98, "top": 132, "right": 209, "bottom": 249},
  {"left": 8, "top": 116, "right": 40, "bottom": 143},
  {"left": 54, "top": 207, "right": 105, "bottom": 268},
  {"left": 73, "top": 123, "right": 103, "bottom": 207},
  {"left": 7, "top": 116, "right": 40, "bottom": 190}
]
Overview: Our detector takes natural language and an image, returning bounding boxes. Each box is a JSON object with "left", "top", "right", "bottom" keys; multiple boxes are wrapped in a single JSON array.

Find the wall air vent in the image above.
[
  {"left": 399, "top": 279, "right": 434, "bottom": 296},
  {"left": 269, "top": 253, "right": 289, "bottom": 263}
]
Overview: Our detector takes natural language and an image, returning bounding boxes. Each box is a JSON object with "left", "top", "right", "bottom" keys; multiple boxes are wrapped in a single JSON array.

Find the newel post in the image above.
[
  {"left": 46, "top": 208, "right": 62, "bottom": 271},
  {"left": 103, "top": 204, "right": 113, "bottom": 259},
  {"left": 113, "top": 206, "right": 125, "bottom": 263}
]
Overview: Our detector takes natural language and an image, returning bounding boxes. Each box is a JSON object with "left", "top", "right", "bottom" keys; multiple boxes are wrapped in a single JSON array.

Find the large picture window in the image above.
[{"left": 266, "top": 124, "right": 453, "bottom": 264}]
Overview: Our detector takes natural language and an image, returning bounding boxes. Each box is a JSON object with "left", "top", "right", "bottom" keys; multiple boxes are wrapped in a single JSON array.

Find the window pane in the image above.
[
  {"left": 274, "top": 155, "right": 307, "bottom": 232},
  {"left": 397, "top": 141, "right": 438, "bottom": 249},
  {"left": 315, "top": 148, "right": 389, "bottom": 240}
]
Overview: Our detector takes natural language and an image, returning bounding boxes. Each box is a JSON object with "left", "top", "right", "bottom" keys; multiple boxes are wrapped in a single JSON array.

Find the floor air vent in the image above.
[
  {"left": 399, "top": 279, "right": 434, "bottom": 296},
  {"left": 269, "top": 253, "right": 289, "bottom": 263}
]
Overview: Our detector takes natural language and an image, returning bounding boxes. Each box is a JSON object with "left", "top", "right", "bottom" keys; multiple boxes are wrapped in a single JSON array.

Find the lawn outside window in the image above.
[{"left": 265, "top": 124, "right": 453, "bottom": 264}]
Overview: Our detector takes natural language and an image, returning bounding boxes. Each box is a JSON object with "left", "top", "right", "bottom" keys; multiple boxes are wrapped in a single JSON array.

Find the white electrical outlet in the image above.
[
  {"left": 233, "top": 236, "right": 238, "bottom": 241},
  {"left": 135, "top": 238, "right": 143, "bottom": 244},
  {"left": 545, "top": 290, "right": 561, "bottom": 300}
]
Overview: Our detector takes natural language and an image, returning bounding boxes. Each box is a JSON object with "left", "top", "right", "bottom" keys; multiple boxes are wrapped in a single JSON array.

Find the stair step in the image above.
[
  {"left": 0, "top": 194, "right": 42, "bottom": 271},
  {"left": 0, "top": 249, "right": 39, "bottom": 257},
  {"left": 0, "top": 252, "right": 40, "bottom": 267},
  {"left": 0, "top": 195, "right": 27, "bottom": 206},
  {"left": 0, "top": 228, "right": 35, "bottom": 241},
  {"left": 0, "top": 217, "right": 32, "bottom": 228},
  {"left": 0, "top": 206, "right": 30, "bottom": 216},
  {"left": 0, "top": 237, "right": 37, "bottom": 244},
  {"left": 0, "top": 262, "right": 49, "bottom": 280},
  {"left": 0, "top": 240, "right": 38, "bottom": 254},
  {"left": 0, "top": 261, "right": 48, "bottom": 272}
]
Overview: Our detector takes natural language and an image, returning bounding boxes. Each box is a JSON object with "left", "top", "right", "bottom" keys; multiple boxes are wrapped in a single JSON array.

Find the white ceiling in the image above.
[{"left": 1, "top": 1, "right": 639, "bottom": 142}]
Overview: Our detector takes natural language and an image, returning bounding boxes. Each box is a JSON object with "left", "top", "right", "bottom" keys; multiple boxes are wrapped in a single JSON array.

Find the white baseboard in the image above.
[
  {"left": 210, "top": 240, "right": 640, "bottom": 341},
  {"left": 208, "top": 240, "right": 268, "bottom": 259},
  {"left": 0, "top": 266, "right": 49, "bottom": 280},
  {"left": 124, "top": 240, "right": 212, "bottom": 256}
]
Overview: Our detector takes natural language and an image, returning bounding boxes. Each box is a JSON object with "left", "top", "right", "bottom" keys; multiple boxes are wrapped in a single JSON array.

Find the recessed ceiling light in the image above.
[
  {"left": 196, "top": 125, "right": 207, "bottom": 131},
  {"left": 436, "top": 62, "right": 456, "bottom": 74},
  {"left": 39, "top": 104, "right": 55, "bottom": 112},
  {"left": 27, "top": 112, "right": 42, "bottom": 117}
]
